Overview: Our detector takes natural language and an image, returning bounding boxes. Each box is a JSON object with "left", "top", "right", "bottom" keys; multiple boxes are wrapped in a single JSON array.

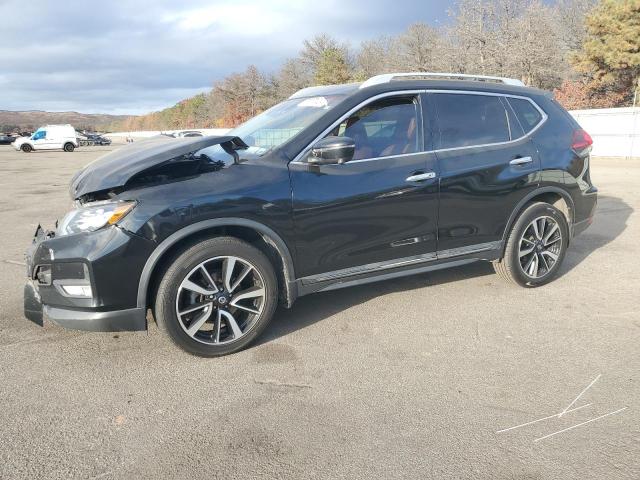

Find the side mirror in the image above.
[{"left": 308, "top": 136, "right": 355, "bottom": 165}]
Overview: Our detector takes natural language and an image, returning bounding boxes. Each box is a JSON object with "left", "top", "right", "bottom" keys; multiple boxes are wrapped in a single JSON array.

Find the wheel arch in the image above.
[
  {"left": 137, "top": 218, "right": 297, "bottom": 313},
  {"left": 502, "top": 187, "right": 575, "bottom": 247}
]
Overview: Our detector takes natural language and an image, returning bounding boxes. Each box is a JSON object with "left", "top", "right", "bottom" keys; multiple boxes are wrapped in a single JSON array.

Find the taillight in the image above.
[{"left": 572, "top": 129, "right": 593, "bottom": 152}]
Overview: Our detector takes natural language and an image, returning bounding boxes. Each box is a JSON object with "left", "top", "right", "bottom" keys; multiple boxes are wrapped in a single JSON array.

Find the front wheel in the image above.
[
  {"left": 63, "top": 143, "right": 75, "bottom": 152},
  {"left": 21, "top": 144, "right": 32, "bottom": 153},
  {"left": 493, "top": 202, "right": 569, "bottom": 287},
  {"left": 154, "top": 237, "right": 278, "bottom": 357}
]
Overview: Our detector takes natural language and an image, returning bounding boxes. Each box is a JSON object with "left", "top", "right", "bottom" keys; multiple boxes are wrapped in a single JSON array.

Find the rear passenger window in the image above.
[
  {"left": 433, "top": 94, "right": 510, "bottom": 149},
  {"left": 507, "top": 98, "right": 543, "bottom": 133}
]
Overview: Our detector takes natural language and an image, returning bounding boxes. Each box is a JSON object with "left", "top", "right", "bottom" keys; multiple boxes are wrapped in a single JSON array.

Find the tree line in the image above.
[{"left": 109, "top": 0, "right": 640, "bottom": 132}]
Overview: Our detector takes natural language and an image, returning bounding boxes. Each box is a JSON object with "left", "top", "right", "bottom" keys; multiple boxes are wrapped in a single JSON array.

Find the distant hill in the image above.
[{"left": 0, "top": 110, "right": 133, "bottom": 132}]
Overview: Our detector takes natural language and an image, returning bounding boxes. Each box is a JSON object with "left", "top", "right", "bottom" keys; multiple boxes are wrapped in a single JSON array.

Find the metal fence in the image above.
[
  {"left": 570, "top": 107, "right": 640, "bottom": 159},
  {"left": 252, "top": 128, "right": 304, "bottom": 148}
]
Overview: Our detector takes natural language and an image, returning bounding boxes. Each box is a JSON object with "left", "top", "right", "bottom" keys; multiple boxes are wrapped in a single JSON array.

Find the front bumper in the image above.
[
  {"left": 24, "top": 280, "right": 146, "bottom": 331},
  {"left": 23, "top": 225, "right": 154, "bottom": 332}
]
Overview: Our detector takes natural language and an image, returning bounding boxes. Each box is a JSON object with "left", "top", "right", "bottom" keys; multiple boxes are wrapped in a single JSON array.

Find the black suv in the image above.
[{"left": 24, "top": 73, "right": 597, "bottom": 356}]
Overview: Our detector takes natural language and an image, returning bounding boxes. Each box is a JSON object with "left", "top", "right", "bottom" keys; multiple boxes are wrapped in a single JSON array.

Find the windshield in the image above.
[
  {"left": 234, "top": 95, "right": 345, "bottom": 149},
  {"left": 195, "top": 94, "right": 346, "bottom": 163}
]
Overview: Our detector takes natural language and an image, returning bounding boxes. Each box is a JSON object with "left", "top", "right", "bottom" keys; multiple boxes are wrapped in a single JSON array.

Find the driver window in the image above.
[
  {"left": 328, "top": 96, "right": 419, "bottom": 160},
  {"left": 33, "top": 131, "right": 46, "bottom": 140}
]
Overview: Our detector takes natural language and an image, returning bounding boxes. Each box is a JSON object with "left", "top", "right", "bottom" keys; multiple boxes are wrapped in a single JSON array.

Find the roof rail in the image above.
[{"left": 359, "top": 72, "right": 525, "bottom": 89}]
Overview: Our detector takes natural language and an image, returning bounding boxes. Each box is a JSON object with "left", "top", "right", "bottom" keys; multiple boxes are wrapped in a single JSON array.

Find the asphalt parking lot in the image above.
[{"left": 0, "top": 145, "right": 638, "bottom": 479}]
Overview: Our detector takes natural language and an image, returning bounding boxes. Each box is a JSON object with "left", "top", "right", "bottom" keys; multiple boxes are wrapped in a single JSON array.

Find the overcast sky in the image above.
[{"left": 1, "top": 0, "right": 455, "bottom": 114}]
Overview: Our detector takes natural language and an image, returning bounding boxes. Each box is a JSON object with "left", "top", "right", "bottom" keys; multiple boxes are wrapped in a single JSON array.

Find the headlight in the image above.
[{"left": 57, "top": 201, "right": 136, "bottom": 236}]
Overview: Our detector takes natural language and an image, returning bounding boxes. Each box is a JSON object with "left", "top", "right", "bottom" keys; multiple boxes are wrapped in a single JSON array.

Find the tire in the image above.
[
  {"left": 493, "top": 202, "right": 569, "bottom": 287},
  {"left": 154, "top": 237, "right": 278, "bottom": 357},
  {"left": 63, "top": 143, "right": 75, "bottom": 152},
  {"left": 21, "top": 144, "right": 32, "bottom": 153}
]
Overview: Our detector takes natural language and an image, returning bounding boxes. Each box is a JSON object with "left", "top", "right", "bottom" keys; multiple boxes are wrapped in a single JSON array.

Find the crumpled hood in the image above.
[{"left": 69, "top": 135, "right": 244, "bottom": 199}]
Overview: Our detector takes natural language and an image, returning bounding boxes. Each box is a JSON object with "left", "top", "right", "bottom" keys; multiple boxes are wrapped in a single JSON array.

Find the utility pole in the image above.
[{"left": 630, "top": 77, "right": 639, "bottom": 159}]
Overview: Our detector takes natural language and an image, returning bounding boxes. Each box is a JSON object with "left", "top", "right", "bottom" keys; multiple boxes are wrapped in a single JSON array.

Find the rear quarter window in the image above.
[{"left": 507, "top": 97, "right": 543, "bottom": 133}]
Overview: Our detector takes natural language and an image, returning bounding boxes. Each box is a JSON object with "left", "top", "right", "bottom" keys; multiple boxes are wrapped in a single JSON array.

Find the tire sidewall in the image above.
[
  {"left": 155, "top": 238, "right": 278, "bottom": 357},
  {"left": 64, "top": 143, "right": 74, "bottom": 152},
  {"left": 507, "top": 203, "right": 569, "bottom": 287}
]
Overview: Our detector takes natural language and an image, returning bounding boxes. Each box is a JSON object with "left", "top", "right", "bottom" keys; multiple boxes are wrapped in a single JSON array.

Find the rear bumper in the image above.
[
  {"left": 572, "top": 216, "right": 594, "bottom": 238},
  {"left": 25, "top": 279, "right": 146, "bottom": 331},
  {"left": 572, "top": 188, "right": 597, "bottom": 238}
]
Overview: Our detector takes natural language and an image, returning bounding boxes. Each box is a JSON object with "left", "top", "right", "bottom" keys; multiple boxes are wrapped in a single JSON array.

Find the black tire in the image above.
[
  {"left": 493, "top": 202, "right": 569, "bottom": 287},
  {"left": 21, "top": 144, "right": 32, "bottom": 153},
  {"left": 63, "top": 143, "right": 75, "bottom": 152},
  {"left": 154, "top": 237, "right": 278, "bottom": 357}
]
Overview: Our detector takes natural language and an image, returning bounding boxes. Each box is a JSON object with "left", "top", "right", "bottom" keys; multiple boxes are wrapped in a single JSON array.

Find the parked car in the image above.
[
  {"left": 14, "top": 124, "right": 78, "bottom": 152},
  {"left": 24, "top": 72, "right": 597, "bottom": 357},
  {"left": 173, "top": 131, "right": 204, "bottom": 138},
  {"left": 90, "top": 133, "right": 112, "bottom": 145},
  {"left": 0, "top": 133, "right": 16, "bottom": 145},
  {"left": 78, "top": 132, "right": 112, "bottom": 146}
]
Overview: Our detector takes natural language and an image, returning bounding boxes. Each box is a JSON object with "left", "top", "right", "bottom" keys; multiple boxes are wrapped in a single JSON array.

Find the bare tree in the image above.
[
  {"left": 275, "top": 58, "right": 313, "bottom": 100},
  {"left": 356, "top": 36, "right": 398, "bottom": 79},
  {"left": 506, "top": 1, "right": 566, "bottom": 88},
  {"left": 555, "top": 0, "right": 598, "bottom": 52},
  {"left": 213, "top": 65, "right": 273, "bottom": 126},
  {"left": 397, "top": 23, "right": 440, "bottom": 72},
  {"left": 448, "top": 0, "right": 498, "bottom": 74}
]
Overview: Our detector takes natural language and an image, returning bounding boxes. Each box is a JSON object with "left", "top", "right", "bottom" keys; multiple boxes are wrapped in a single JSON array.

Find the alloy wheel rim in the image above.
[
  {"left": 518, "top": 216, "right": 562, "bottom": 279},
  {"left": 175, "top": 256, "right": 266, "bottom": 345}
]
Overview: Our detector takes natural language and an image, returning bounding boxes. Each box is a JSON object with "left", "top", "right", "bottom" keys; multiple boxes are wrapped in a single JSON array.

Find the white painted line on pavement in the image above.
[
  {"left": 558, "top": 373, "right": 601, "bottom": 417},
  {"left": 533, "top": 407, "right": 627, "bottom": 443},
  {"left": 496, "top": 403, "right": 592, "bottom": 434}
]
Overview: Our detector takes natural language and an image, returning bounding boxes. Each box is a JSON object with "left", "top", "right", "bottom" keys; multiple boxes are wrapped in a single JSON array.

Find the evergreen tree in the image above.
[{"left": 572, "top": 0, "right": 640, "bottom": 105}]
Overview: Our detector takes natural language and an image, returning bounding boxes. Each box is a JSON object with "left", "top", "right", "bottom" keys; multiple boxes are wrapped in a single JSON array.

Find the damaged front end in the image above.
[
  {"left": 24, "top": 135, "right": 247, "bottom": 331},
  {"left": 70, "top": 135, "right": 248, "bottom": 202},
  {"left": 24, "top": 225, "right": 54, "bottom": 325}
]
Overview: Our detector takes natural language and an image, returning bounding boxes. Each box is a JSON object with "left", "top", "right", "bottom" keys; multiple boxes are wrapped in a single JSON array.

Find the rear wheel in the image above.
[
  {"left": 63, "top": 143, "right": 75, "bottom": 152},
  {"left": 493, "top": 202, "right": 569, "bottom": 287},
  {"left": 154, "top": 237, "right": 278, "bottom": 357},
  {"left": 21, "top": 144, "right": 32, "bottom": 153}
]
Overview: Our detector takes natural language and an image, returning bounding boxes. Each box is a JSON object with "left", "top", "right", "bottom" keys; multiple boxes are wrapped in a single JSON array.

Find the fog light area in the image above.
[{"left": 61, "top": 285, "right": 93, "bottom": 297}]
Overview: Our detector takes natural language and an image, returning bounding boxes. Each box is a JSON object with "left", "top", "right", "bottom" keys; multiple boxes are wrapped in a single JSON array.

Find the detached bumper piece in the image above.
[
  {"left": 46, "top": 305, "right": 147, "bottom": 332},
  {"left": 24, "top": 281, "right": 44, "bottom": 326},
  {"left": 24, "top": 280, "right": 146, "bottom": 331}
]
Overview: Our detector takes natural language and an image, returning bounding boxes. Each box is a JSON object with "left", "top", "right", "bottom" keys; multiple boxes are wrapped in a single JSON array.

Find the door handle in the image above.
[
  {"left": 510, "top": 156, "right": 533, "bottom": 166},
  {"left": 405, "top": 171, "right": 436, "bottom": 182}
]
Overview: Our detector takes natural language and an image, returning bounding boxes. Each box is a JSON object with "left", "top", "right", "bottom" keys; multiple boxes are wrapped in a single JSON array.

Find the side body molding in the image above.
[
  {"left": 136, "top": 218, "right": 297, "bottom": 310},
  {"left": 501, "top": 186, "right": 575, "bottom": 244}
]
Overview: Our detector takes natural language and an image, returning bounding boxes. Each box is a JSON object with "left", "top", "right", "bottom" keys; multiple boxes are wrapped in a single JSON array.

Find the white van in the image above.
[{"left": 13, "top": 125, "right": 78, "bottom": 153}]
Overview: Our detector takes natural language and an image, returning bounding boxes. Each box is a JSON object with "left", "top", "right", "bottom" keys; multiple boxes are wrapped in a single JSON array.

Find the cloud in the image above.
[{"left": 0, "top": 0, "right": 451, "bottom": 114}]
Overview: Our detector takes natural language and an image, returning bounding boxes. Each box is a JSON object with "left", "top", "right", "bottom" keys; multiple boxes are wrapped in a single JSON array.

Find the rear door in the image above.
[{"left": 429, "top": 91, "right": 542, "bottom": 255}]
